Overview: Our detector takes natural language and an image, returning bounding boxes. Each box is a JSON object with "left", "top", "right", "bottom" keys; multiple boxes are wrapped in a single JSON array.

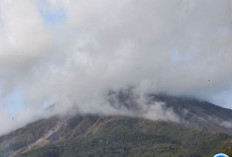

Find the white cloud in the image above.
[{"left": 0, "top": 0, "right": 232, "bottom": 135}]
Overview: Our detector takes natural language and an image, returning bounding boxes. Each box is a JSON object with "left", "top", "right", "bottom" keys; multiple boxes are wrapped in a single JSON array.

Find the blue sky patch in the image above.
[
  {"left": 40, "top": 8, "right": 67, "bottom": 27},
  {"left": 7, "top": 91, "right": 25, "bottom": 117}
]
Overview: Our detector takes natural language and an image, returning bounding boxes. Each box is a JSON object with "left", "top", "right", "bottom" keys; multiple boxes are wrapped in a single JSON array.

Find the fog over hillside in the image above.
[{"left": 0, "top": 0, "right": 232, "bottom": 135}]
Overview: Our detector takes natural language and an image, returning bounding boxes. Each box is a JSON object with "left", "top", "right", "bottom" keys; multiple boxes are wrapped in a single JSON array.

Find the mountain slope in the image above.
[
  {"left": 108, "top": 91, "right": 232, "bottom": 135},
  {"left": 0, "top": 115, "right": 231, "bottom": 157},
  {"left": 151, "top": 94, "right": 232, "bottom": 134},
  {"left": 1, "top": 95, "right": 232, "bottom": 157}
]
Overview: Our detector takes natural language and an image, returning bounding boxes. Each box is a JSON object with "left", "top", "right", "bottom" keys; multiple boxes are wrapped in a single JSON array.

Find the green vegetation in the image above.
[
  {"left": 4, "top": 116, "right": 229, "bottom": 157},
  {"left": 0, "top": 115, "right": 231, "bottom": 157}
]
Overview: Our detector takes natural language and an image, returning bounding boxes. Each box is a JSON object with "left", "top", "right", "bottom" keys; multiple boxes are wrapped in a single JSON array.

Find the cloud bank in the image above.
[{"left": 0, "top": 0, "right": 232, "bottom": 135}]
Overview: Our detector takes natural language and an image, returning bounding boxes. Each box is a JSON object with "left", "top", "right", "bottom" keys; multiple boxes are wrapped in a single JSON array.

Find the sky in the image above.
[{"left": 0, "top": 0, "right": 232, "bottom": 135}]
